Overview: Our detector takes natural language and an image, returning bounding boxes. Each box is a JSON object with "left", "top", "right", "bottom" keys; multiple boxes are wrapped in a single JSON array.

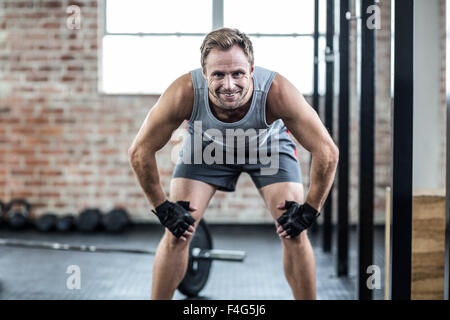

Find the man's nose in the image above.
[{"left": 223, "top": 74, "right": 235, "bottom": 90}]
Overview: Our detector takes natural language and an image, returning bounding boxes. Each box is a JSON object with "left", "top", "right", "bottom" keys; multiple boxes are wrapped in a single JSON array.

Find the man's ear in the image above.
[
  {"left": 250, "top": 65, "right": 254, "bottom": 76},
  {"left": 202, "top": 68, "right": 207, "bottom": 80}
]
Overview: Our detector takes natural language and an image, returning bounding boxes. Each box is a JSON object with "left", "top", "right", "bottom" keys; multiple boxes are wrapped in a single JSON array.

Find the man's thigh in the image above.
[
  {"left": 258, "top": 182, "right": 305, "bottom": 221},
  {"left": 169, "top": 177, "right": 218, "bottom": 224}
]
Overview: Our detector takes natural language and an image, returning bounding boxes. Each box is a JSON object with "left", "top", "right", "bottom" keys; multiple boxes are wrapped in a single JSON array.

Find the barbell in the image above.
[{"left": 0, "top": 219, "right": 246, "bottom": 297}]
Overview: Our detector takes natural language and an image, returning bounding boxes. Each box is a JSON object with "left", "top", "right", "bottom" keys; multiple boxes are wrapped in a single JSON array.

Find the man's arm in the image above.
[
  {"left": 128, "top": 73, "right": 194, "bottom": 209},
  {"left": 267, "top": 74, "right": 339, "bottom": 212}
]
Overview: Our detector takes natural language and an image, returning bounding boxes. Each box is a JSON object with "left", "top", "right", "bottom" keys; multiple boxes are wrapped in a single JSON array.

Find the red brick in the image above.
[
  {"left": 24, "top": 180, "right": 47, "bottom": 187},
  {"left": 11, "top": 191, "right": 34, "bottom": 198},
  {"left": 26, "top": 75, "right": 48, "bottom": 82},
  {"left": 0, "top": 118, "right": 20, "bottom": 124},
  {"left": 26, "top": 159, "right": 50, "bottom": 166},
  {"left": 11, "top": 127, "right": 35, "bottom": 135},
  {"left": 100, "top": 148, "right": 119, "bottom": 155},
  {"left": 5, "top": 2, "right": 34, "bottom": 9},
  {"left": 41, "top": 148, "right": 65, "bottom": 155},
  {"left": 24, "top": 55, "right": 49, "bottom": 62},
  {"left": 10, "top": 66, "right": 33, "bottom": 72},
  {"left": 23, "top": 12, "right": 50, "bottom": 19},
  {"left": 25, "top": 117, "right": 49, "bottom": 125},
  {"left": 41, "top": 107, "right": 64, "bottom": 115},
  {"left": 42, "top": 22, "right": 60, "bottom": 29},
  {"left": 24, "top": 137, "right": 51, "bottom": 146},
  {"left": 11, "top": 148, "right": 34, "bottom": 156},
  {"left": 38, "top": 192, "right": 60, "bottom": 198},
  {"left": 41, "top": 1, "right": 62, "bottom": 8},
  {"left": 69, "top": 45, "right": 84, "bottom": 51},
  {"left": 39, "top": 170, "right": 62, "bottom": 176},
  {"left": 68, "top": 1, "right": 85, "bottom": 7},
  {"left": 11, "top": 169, "right": 34, "bottom": 176},
  {"left": 67, "top": 65, "right": 84, "bottom": 71},
  {"left": 31, "top": 202, "right": 49, "bottom": 210},
  {"left": 60, "top": 54, "right": 75, "bottom": 61},
  {"left": 61, "top": 76, "right": 76, "bottom": 82},
  {"left": 38, "top": 127, "right": 63, "bottom": 135}
]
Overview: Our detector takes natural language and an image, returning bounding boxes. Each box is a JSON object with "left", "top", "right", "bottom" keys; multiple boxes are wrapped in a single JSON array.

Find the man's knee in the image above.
[
  {"left": 280, "top": 230, "right": 310, "bottom": 248},
  {"left": 164, "top": 229, "right": 192, "bottom": 251}
]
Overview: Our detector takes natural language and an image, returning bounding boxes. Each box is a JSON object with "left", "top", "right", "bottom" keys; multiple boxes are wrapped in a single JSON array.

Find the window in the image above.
[{"left": 102, "top": 0, "right": 326, "bottom": 95}]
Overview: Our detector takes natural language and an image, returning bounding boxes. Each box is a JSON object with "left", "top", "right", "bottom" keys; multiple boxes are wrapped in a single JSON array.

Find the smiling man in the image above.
[{"left": 128, "top": 28, "right": 339, "bottom": 300}]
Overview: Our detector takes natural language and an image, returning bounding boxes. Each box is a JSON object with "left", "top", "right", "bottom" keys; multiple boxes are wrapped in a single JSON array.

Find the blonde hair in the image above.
[{"left": 200, "top": 28, "right": 254, "bottom": 71}]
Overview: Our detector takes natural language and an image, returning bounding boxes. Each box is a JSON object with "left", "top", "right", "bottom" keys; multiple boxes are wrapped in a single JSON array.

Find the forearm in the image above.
[
  {"left": 129, "top": 148, "right": 167, "bottom": 209},
  {"left": 305, "top": 147, "right": 339, "bottom": 211}
]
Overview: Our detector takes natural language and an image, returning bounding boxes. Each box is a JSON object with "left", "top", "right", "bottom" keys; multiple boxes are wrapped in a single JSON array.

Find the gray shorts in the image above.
[{"left": 172, "top": 143, "right": 302, "bottom": 192}]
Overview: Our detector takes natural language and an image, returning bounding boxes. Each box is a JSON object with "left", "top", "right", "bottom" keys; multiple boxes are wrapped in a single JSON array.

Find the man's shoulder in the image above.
[
  {"left": 267, "top": 73, "right": 283, "bottom": 98},
  {"left": 169, "top": 72, "right": 194, "bottom": 100},
  {"left": 159, "top": 72, "right": 194, "bottom": 121},
  {"left": 266, "top": 73, "right": 296, "bottom": 119}
]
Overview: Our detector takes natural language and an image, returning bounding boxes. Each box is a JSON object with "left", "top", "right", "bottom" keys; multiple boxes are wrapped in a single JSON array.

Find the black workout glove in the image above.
[
  {"left": 277, "top": 201, "right": 320, "bottom": 238},
  {"left": 152, "top": 200, "right": 195, "bottom": 238}
]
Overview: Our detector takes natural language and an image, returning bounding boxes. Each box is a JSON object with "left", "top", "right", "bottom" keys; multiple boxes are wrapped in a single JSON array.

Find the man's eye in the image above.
[{"left": 233, "top": 72, "right": 243, "bottom": 76}]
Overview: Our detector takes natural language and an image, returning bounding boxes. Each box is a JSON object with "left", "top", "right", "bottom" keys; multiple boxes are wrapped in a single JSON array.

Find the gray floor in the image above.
[{"left": 0, "top": 224, "right": 385, "bottom": 300}]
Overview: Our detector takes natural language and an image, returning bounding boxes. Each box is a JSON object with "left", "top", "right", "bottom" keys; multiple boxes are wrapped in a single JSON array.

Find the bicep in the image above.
[
  {"left": 284, "top": 102, "right": 333, "bottom": 154},
  {"left": 270, "top": 75, "right": 334, "bottom": 154}
]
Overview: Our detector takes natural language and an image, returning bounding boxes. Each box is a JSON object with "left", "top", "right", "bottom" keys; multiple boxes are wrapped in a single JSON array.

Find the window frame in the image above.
[{"left": 101, "top": 0, "right": 324, "bottom": 95}]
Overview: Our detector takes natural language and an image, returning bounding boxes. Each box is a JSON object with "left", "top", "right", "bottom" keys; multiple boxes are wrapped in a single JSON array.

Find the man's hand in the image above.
[
  {"left": 276, "top": 201, "right": 320, "bottom": 239},
  {"left": 152, "top": 200, "right": 196, "bottom": 241}
]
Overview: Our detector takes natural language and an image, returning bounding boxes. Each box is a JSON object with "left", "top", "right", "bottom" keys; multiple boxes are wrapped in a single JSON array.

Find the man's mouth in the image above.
[{"left": 219, "top": 91, "right": 240, "bottom": 99}]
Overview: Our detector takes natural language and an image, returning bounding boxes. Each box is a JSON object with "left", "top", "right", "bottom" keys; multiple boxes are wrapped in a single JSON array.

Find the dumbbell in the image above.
[
  {"left": 77, "top": 208, "right": 102, "bottom": 232},
  {"left": 34, "top": 213, "right": 58, "bottom": 232},
  {"left": 0, "top": 200, "right": 5, "bottom": 227},
  {"left": 102, "top": 208, "right": 130, "bottom": 233},
  {"left": 6, "top": 199, "right": 31, "bottom": 229},
  {"left": 56, "top": 215, "right": 75, "bottom": 232}
]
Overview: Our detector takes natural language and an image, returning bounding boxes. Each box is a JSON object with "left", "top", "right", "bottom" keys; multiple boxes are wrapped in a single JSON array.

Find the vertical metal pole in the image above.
[
  {"left": 445, "top": 0, "right": 450, "bottom": 301},
  {"left": 313, "top": 0, "right": 320, "bottom": 114},
  {"left": 446, "top": 94, "right": 450, "bottom": 300},
  {"left": 212, "top": 0, "right": 224, "bottom": 30},
  {"left": 310, "top": 0, "right": 321, "bottom": 236},
  {"left": 337, "top": 0, "right": 350, "bottom": 277},
  {"left": 358, "top": 0, "right": 375, "bottom": 300},
  {"left": 323, "top": 0, "right": 335, "bottom": 253},
  {"left": 390, "top": 0, "right": 413, "bottom": 300}
]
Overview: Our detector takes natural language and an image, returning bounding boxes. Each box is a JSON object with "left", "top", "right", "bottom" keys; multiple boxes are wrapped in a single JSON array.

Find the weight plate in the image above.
[
  {"left": 35, "top": 213, "right": 57, "bottom": 232},
  {"left": 77, "top": 208, "right": 102, "bottom": 232},
  {"left": 102, "top": 208, "right": 129, "bottom": 233},
  {"left": 56, "top": 215, "right": 75, "bottom": 232},
  {"left": 177, "top": 219, "right": 213, "bottom": 297}
]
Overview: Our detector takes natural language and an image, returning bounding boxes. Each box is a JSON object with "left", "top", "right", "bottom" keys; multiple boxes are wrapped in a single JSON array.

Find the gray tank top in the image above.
[{"left": 178, "top": 66, "right": 295, "bottom": 165}]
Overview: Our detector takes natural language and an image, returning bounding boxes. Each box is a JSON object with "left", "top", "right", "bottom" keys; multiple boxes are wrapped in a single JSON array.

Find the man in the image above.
[{"left": 128, "top": 28, "right": 338, "bottom": 300}]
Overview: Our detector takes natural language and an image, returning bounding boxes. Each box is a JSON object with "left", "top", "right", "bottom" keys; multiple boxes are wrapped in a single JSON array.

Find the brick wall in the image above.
[
  {"left": 0, "top": 0, "right": 273, "bottom": 223},
  {"left": 0, "top": 0, "right": 445, "bottom": 225}
]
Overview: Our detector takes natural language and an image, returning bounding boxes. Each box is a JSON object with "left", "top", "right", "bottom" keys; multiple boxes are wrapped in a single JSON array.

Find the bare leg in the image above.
[
  {"left": 151, "top": 178, "right": 217, "bottom": 300},
  {"left": 259, "top": 182, "right": 316, "bottom": 300}
]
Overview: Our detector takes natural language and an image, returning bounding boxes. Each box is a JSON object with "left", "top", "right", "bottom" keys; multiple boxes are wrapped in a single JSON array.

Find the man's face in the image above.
[{"left": 203, "top": 45, "right": 254, "bottom": 111}]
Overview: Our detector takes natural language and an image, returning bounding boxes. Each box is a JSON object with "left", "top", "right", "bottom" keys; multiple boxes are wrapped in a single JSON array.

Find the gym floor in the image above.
[{"left": 0, "top": 224, "right": 385, "bottom": 300}]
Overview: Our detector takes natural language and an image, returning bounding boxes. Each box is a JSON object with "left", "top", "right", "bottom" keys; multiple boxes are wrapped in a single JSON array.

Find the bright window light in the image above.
[
  {"left": 101, "top": 0, "right": 325, "bottom": 95},
  {"left": 106, "top": 0, "right": 212, "bottom": 33}
]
